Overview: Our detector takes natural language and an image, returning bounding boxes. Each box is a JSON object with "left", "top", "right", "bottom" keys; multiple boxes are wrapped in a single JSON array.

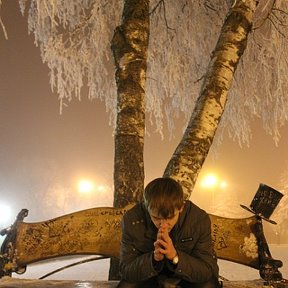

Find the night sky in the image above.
[{"left": 0, "top": 1, "right": 287, "bottom": 238}]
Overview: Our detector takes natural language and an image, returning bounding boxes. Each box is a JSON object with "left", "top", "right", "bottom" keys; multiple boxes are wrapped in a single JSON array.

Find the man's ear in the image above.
[{"left": 179, "top": 204, "right": 184, "bottom": 213}]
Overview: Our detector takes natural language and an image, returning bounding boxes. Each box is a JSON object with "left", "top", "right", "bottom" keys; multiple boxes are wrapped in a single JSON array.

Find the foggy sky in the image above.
[{"left": 0, "top": 1, "right": 287, "bottom": 228}]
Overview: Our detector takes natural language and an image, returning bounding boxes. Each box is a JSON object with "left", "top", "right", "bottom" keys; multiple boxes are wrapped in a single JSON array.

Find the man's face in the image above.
[{"left": 148, "top": 206, "right": 183, "bottom": 232}]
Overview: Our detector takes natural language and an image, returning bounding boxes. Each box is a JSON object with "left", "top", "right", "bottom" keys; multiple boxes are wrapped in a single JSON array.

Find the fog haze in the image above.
[{"left": 0, "top": 1, "right": 287, "bottom": 244}]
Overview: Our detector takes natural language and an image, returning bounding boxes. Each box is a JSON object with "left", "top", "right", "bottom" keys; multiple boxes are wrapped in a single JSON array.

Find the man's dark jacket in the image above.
[{"left": 119, "top": 200, "right": 219, "bottom": 283}]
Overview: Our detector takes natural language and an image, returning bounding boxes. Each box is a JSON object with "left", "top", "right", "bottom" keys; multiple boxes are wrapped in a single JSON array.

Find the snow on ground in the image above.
[
  {"left": 12, "top": 245, "right": 287, "bottom": 282},
  {"left": 218, "top": 244, "right": 288, "bottom": 281}
]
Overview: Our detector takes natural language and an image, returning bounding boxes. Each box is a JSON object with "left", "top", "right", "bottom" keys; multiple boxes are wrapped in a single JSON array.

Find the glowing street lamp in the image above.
[
  {"left": 78, "top": 180, "right": 94, "bottom": 194},
  {"left": 201, "top": 174, "right": 218, "bottom": 188},
  {"left": 200, "top": 173, "right": 228, "bottom": 212},
  {"left": 0, "top": 203, "right": 12, "bottom": 228}
]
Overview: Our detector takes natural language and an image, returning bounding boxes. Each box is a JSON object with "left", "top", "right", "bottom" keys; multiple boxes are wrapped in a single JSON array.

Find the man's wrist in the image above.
[
  {"left": 152, "top": 254, "right": 164, "bottom": 272},
  {"left": 170, "top": 254, "right": 179, "bottom": 265}
]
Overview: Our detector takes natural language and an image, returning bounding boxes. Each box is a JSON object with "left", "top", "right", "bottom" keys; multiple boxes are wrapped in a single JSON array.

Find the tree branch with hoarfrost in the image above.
[
  {"left": 164, "top": 0, "right": 258, "bottom": 198},
  {"left": 7, "top": 0, "right": 288, "bottom": 146},
  {"left": 1, "top": 0, "right": 288, "bottom": 278}
]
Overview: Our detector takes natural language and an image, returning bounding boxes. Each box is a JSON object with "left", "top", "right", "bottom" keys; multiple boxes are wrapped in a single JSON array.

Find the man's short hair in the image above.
[{"left": 144, "top": 177, "right": 184, "bottom": 218}]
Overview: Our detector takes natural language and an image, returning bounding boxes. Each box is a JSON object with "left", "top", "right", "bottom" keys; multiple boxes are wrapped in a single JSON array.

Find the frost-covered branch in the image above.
[
  {"left": 0, "top": 0, "right": 8, "bottom": 39},
  {"left": 0, "top": 17, "right": 7, "bottom": 39},
  {"left": 220, "top": 0, "right": 288, "bottom": 145},
  {"left": 164, "top": 0, "right": 257, "bottom": 197},
  {"left": 18, "top": 0, "right": 123, "bottom": 121},
  {"left": 10, "top": 0, "right": 288, "bottom": 146}
]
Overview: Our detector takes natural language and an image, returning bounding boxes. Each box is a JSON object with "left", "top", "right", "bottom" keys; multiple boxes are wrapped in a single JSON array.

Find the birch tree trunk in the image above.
[
  {"left": 111, "top": 0, "right": 149, "bottom": 208},
  {"left": 109, "top": 0, "right": 149, "bottom": 279},
  {"left": 164, "top": 0, "right": 258, "bottom": 199}
]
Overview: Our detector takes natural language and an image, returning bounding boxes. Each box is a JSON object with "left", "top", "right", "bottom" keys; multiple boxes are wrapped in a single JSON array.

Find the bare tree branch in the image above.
[
  {"left": 270, "top": 7, "right": 288, "bottom": 28},
  {"left": 149, "top": 0, "right": 163, "bottom": 15},
  {"left": 150, "top": 0, "right": 175, "bottom": 31},
  {"left": 272, "top": 7, "right": 288, "bottom": 17},
  {"left": 268, "top": 16, "right": 287, "bottom": 38},
  {"left": 253, "top": 0, "right": 276, "bottom": 30}
]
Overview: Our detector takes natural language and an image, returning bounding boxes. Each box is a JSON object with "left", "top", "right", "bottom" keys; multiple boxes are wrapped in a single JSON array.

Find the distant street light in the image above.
[
  {"left": 77, "top": 180, "right": 107, "bottom": 194},
  {"left": 201, "top": 174, "right": 218, "bottom": 188},
  {"left": 0, "top": 203, "right": 12, "bottom": 228},
  {"left": 78, "top": 180, "right": 94, "bottom": 194},
  {"left": 200, "top": 173, "right": 228, "bottom": 212}
]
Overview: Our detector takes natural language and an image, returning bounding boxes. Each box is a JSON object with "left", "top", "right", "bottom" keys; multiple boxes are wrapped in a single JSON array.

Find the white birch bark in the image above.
[{"left": 164, "top": 0, "right": 258, "bottom": 199}]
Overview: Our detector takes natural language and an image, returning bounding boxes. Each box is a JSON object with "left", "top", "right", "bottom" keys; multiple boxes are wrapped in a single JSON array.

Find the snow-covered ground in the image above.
[
  {"left": 12, "top": 244, "right": 287, "bottom": 281},
  {"left": 219, "top": 244, "right": 288, "bottom": 281}
]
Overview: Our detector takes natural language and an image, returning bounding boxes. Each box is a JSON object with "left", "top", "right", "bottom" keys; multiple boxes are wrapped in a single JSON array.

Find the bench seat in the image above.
[{"left": 0, "top": 277, "right": 265, "bottom": 288}]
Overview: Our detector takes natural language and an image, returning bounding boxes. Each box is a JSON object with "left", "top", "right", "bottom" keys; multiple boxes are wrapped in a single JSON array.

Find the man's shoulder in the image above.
[
  {"left": 122, "top": 203, "right": 150, "bottom": 233},
  {"left": 123, "top": 202, "right": 146, "bottom": 220},
  {"left": 185, "top": 200, "right": 209, "bottom": 219}
]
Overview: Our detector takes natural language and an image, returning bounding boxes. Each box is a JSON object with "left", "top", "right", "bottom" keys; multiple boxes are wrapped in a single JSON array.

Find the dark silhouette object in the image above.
[{"left": 240, "top": 183, "right": 283, "bottom": 224}]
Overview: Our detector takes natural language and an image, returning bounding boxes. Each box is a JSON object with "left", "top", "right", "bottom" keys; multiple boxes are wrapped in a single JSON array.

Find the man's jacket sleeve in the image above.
[
  {"left": 173, "top": 213, "right": 219, "bottom": 282},
  {"left": 119, "top": 214, "right": 161, "bottom": 282}
]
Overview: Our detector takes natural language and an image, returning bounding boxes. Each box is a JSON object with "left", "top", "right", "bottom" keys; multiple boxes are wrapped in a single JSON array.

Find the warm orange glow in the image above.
[
  {"left": 200, "top": 174, "right": 228, "bottom": 190},
  {"left": 96, "top": 185, "right": 105, "bottom": 192},
  {"left": 220, "top": 181, "right": 227, "bottom": 189},
  {"left": 201, "top": 174, "right": 218, "bottom": 188},
  {"left": 0, "top": 203, "right": 12, "bottom": 226},
  {"left": 78, "top": 180, "right": 94, "bottom": 194}
]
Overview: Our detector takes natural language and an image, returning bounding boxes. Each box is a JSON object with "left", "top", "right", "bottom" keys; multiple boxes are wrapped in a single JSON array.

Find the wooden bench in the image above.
[{"left": 0, "top": 206, "right": 286, "bottom": 287}]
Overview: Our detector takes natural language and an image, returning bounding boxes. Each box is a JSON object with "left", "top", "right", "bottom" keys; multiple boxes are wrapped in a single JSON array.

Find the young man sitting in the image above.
[{"left": 117, "top": 177, "right": 220, "bottom": 288}]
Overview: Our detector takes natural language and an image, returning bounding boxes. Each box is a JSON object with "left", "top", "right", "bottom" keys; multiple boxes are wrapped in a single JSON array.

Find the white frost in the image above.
[
  {"left": 240, "top": 233, "right": 258, "bottom": 259},
  {"left": 11, "top": 0, "right": 288, "bottom": 143}
]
